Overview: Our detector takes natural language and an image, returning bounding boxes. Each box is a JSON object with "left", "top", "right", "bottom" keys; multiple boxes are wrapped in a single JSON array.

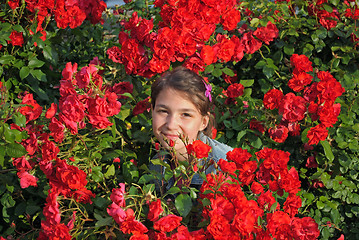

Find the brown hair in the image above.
[{"left": 151, "top": 66, "right": 215, "bottom": 137}]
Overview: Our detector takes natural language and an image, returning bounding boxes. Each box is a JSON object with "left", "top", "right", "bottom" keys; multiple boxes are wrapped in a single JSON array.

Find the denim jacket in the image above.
[{"left": 149, "top": 132, "right": 233, "bottom": 192}]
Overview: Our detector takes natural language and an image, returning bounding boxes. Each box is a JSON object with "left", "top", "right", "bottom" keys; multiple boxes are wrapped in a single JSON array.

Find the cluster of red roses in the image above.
[
  {"left": 3, "top": 0, "right": 106, "bottom": 48},
  {"left": 107, "top": 141, "right": 321, "bottom": 239},
  {"left": 107, "top": 183, "right": 207, "bottom": 239},
  {"left": 202, "top": 146, "right": 320, "bottom": 239},
  {"left": 263, "top": 54, "right": 344, "bottom": 145},
  {"left": 107, "top": 0, "right": 279, "bottom": 78},
  {"left": 8, "top": 58, "right": 139, "bottom": 238}
]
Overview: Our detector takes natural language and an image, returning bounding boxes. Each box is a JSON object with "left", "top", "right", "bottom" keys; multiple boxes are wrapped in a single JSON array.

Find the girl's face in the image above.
[{"left": 152, "top": 88, "right": 209, "bottom": 160}]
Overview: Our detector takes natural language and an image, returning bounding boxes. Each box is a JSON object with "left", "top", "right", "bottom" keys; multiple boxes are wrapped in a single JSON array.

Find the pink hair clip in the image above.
[{"left": 203, "top": 80, "right": 212, "bottom": 102}]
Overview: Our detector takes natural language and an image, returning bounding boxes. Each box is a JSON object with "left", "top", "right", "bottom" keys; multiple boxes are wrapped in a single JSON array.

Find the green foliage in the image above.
[{"left": 0, "top": 0, "right": 358, "bottom": 239}]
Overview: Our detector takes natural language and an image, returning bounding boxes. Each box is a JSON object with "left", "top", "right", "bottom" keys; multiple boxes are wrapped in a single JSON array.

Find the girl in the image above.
[{"left": 150, "top": 66, "right": 233, "bottom": 190}]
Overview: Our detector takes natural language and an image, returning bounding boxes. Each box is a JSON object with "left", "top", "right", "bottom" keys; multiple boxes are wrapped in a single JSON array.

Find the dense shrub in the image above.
[{"left": 0, "top": 0, "right": 358, "bottom": 239}]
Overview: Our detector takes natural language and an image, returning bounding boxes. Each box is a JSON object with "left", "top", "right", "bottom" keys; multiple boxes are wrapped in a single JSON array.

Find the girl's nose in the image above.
[{"left": 166, "top": 114, "right": 178, "bottom": 130}]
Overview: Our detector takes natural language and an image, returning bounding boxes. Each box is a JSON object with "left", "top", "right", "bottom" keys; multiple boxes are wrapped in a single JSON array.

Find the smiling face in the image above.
[{"left": 152, "top": 87, "right": 209, "bottom": 160}]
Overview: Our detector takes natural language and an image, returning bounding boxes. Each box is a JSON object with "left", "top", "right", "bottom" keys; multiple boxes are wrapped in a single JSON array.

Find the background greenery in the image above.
[{"left": 0, "top": 0, "right": 358, "bottom": 239}]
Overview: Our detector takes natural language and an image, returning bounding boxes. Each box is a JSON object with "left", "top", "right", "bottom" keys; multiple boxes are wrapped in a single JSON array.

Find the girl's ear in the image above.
[{"left": 200, "top": 113, "right": 210, "bottom": 131}]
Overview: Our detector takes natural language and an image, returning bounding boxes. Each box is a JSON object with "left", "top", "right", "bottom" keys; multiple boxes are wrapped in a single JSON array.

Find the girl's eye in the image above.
[
  {"left": 182, "top": 113, "right": 191, "bottom": 117},
  {"left": 157, "top": 109, "right": 167, "bottom": 114}
]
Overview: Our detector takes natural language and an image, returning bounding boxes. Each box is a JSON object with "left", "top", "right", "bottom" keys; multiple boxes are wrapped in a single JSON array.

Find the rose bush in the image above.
[{"left": 0, "top": 0, "right": 358, "bottom": 239}]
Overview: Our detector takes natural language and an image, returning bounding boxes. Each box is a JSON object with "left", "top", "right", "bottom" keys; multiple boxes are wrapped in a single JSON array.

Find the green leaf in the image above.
[
  {"left": 104, "top": 164, "right": 115, "bottom": 178},
  {"left": 166, "top": 186, "right": 181, "bottom": 195},
  {"left": 26, "top": 205, "right": 41, "bottom": 215},
  {"left": 222, "top": 67, "right": 234, "bottom": 77},
  {"left": 212, "top": 67, "right": 222, "bottom": 78},
  {"left": 12, "top": 113, "right": 26, "bottom": 128},
  {"left": 320, "top": 140, "right": 334, "bottom": 162},
  {"left": 6, "top": 143, "right": 27, "bottom": 158},
  {"left": 284, "top": 45, "right": 294, "bottom": 55},
  {"left": 30, "top": 69, "right": 46, "bottom": 81},
  {"left": 122, "top": 161, "right": 139, "bottom": 183},
  {"left": 240, "top": 79, "right": 254, "bottom": 87},
  {"left": 151, "top": 158, "right": 171, "bottom": 169},
  {"left": 91, "top": 166, "right": 104, "bottom": 183},
  {"left": 12, "top": 25, "right": 25, "bottom": 33},
  {"left": 0, "top": 55, "right": 15, "bottom": 64},
  {"left": 43, "top": 45, "right": 59, "bottom": 65},
  {"left": 205, "top": 64, "right": 214, "bottom": 74},
  {"left": 95, "top": 216, "right": 113, "bottom": 227},
  {"left": 322, "top": 4, "right": 333, "bottom": 13},
  {"left": 0, "top": 146, "right": 5, "bottom": 167},
  {"left": 251, "top": 137, "right": 262, "bottom": 149},
  {"left": 28, "top": 58, "right": 45, "bottom": 68},
  {"left": 175, "top": 194, "right": 192, "bottom": 217},
  {"left": 263, "top": 66, "right": 274, "bottom": 79},
  {"left": 137, "top": 174, "right": 155, "bottom": 184},
  {"left": 237, "top": 131, "right": 246, "bottom": 142}
]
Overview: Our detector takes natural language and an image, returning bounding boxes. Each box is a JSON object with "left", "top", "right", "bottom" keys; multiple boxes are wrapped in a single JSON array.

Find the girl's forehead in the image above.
[{"left": 156, "top": 88, "right": 199, "bottom": 109}]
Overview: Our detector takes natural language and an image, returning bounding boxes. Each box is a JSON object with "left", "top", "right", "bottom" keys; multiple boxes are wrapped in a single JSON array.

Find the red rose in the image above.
[
  {"left": 278, "top": 93, "right": 307, "bottom": 123},
  {"left": 218, "top": 158, "right": 237, "bottom": 174},
  {"left": 227, "top": 83, "right": 244, "bottom": 98},
  {"left": 121, "top": 209, "right": 148, "bottom": 235},
  {"left": 231, "top": 35, "right": 245, "bottom": 62},
  {"left": 279, "top": 167, "right": 301, "bottom": 194},
  {"left": 318, "top": 10, "right": 338, "bottom": 30},
  {"left": 19, "top": 93, "right": 43, "bottom": 123},
  {"left": 253, "top": 21, "right": 279, "bottom": 45},
  {"left": 307, "top": 124, "right": 328, "bottom": 145},
  {"left": 107, "top": 203, "right": 126, "bottom": 225},
  {"left": 110, "top": 183, "right": 126, "bottom": 207},
  {"left": 290, "top": 54, "right": 313, "bottom": 73},
  {"left": 67, "top": 6, "right": 87, "bottom": 29},
  {"left": 112, "top": 82, "right": 134, "bottom": 99},
  {"left": 237, "top": 160, "right": 257, "bottom": 186},
  {"left": 317, "top": 77, "right": 344, "bottom": 105},
  {"left": 88, "top": 115, "right": 113, "bottom": 129},
  {"left": 226, "top": 148, "right": 252, "bottom": 167},
  {"left": 149, "top": 56, "right": 171, "bottom": 74},
  {"left": 59, "top": 94, "right": 85, "bottom": 123},
  {"left": 71, "top": 188, "right": 95, "bottom": 204},
  {"left": 257, "top": 190, "right": 277, "bottom": 211},
  {"left": 200, "top": 45, "right": 216, "bottom": 65},
  {"left": 268, "top": 125, "right": 289, "bottom": 143},
  {"left": 263, "top": 89, "right": 283, "bottom": 110},
  {"left": 17, "top": 171, "right": 38, "bottom": 188},
  {"left": 148, "top": 199, "right": 163, "bottom": 222},
  {"left": 207, "top": 215, "right": 231, "bottom": 239},
  {"left": 186, "top": 140, "right": 212, "bottom": 159},
  {"left": 241, "top": 31, "right": 262, "bottom": 54},
  {"left": 284, "top": 193, "right": 302, "bottom": 217},
  {"left": 75, "top": 65, "right": 98, "bottom": 89},
  {"left": 221, "top": 8, "right": 241, "bottom": 31},
  {"left": 46, "top": 103, "right": 57, "bottom": 119},
  {"left": 291, "top": 217, "right": 320, "bottom": 240},
  {"left": 56, "top": 164, "right": 88, "bottom": 190},
  {"left": 215, "top": 35, "right": 236, "bottom": 62},
  {"left": 267, "top": 211, "right": 292, "bottom": 239},
  {"left": 249, "top": 119, "right": 266, "bottom": 134},
  {"left": 288, "top": 72, "right": 313, "bottom": 92},
  {"left": 49, "top": 117, "right": 65, "bottom": 143},
  {"left": 8, "top": 0, "right": 20, "bottom": 9},
  {"left": 107, "top": 46, "right": 123, "bottom": 63},
  {"left": 133, "top": 97, "right": 151, "bottom": 116},
  {"left": 306, "top": 156, "right": 318, "bottom": 168},
  {"left": 153, "top": 214, "right": 182, "bottom": 232},
  {"left": 183, "top": 55, "right": 205, "bottom": 73},
  {"left": 318, "top": 102, "right": 341, "bottom": 127},
  {"left": 8, "top": 31, "right": 24, "bottom": 46}
]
